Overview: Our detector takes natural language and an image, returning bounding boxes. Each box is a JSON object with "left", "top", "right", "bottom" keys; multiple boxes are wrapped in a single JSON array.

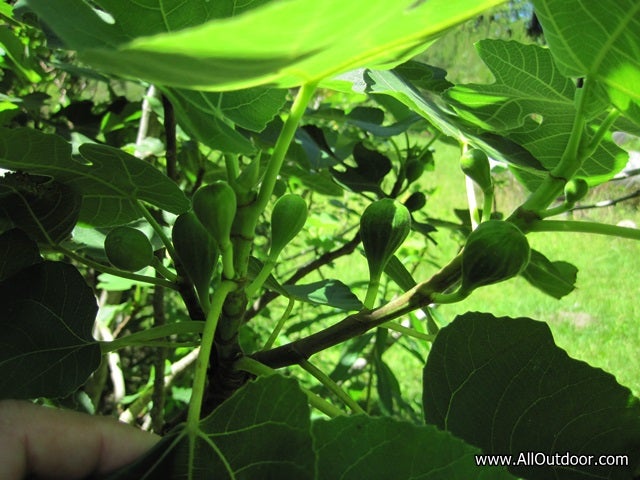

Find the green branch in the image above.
[
  {"left": 528, "top": 219, "right": 640, "bottom": 240},
  {"left": 186, "top": 280, "right": 236, "bottom": 432}
]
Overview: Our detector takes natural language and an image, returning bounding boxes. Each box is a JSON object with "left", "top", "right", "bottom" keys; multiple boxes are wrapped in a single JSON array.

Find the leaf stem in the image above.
[
  {"left": 186, "top": 280, "right": 236, "bottom": 432},
  {"left": 380, "top": 321, "right": 435, "bottom": 342},
  {"left": 364, "top": 276, "right": 381, "bottom": 310},
  {"left": 57, "top": 245, "right": 177, "bottom": 290},
  {"left": 299, "top": 359, "right": 366, "bottom": 415},
  {"left": 253, "top": 82, "right": 318, "bottom": 218},
  {"left": 152, "top": 256, "right": 179, "bottom": 282},
  {"left": 136, "top": 200, "right": 178, "bottom": 261},
  {"left": 261, "top": 297, "right": 295, "bottom": 351},
  {"left": 245, "top": 258, "right": 276, "bottom": 299},
  {"left": 233, "top": 356, "right": 345, "bottom": 418},
  {"left": 100, "top": 321, "right": 204, "bottom": 353}
]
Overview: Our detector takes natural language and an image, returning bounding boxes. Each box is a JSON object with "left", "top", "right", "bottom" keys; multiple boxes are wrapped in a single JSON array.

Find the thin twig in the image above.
[
  {"left": 161, "top": 94, "right": 178, "bottom": 181},
  {"left": 571, "top": 189, "right": 640, "bottom": 211},
  {"left": 245, "top": 230, "right": 362, "bottom": 321}
]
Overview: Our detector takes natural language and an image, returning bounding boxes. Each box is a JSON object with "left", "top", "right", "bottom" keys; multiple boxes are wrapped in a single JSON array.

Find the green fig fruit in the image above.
[
  {"left": 104, "top": 226, "right": 153, "bottom": 272},
  {"left": 192, "top": 181, "right": 237, "bottom": 250},
  {"left": 461, "top": 220, "right": 530, "bottom": 293},
  {"left": 461, "top": 148, "right": 492, "bottom": 192},
  {"left": 172, "top": 211, "right": 219, "bottom": 305},
  {"left": 360, "top": 199, "right": 411, "bottom": 308},
  {"left": 564, "top": 178, "right": 589, "bottom": 205},
  {"left": 269, "top": 194, "right": 308, "bottom": 259},
  {"left": 405, "top": 158, "right": 425, "bottom": 184}
]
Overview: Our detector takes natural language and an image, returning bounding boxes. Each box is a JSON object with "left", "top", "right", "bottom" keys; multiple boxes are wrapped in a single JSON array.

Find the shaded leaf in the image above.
[
  {"left": 0, "top": 172, "right": 81, "bottom": 244},
  {"left": 103, "top": 375, "right": 314, "bottom": 480},
  {"left": 533, "top": 0, "right": 640, "bottom": 125},
  {"left": 283, "top": 280, "right": 363, "bottom": 311},
  {"left": 423, "top": 312, "right": 640, "bottom": 480},
  {"left": 521, "top": 249, "right": 578, "bottom": 299},
  {"left": 0, "top": 228, "right": 42, "bottom": 281},
  {"left": 0, "top": 128, "right": 190, "bottom": 226},
  {"left": 313, "top": 415, "right": 516, "bottom": 479},
  {"left": 281, "top": 163, "right": 344, "bottom": 196},
  {"left": 331, "top": 143, "right": 392, "bottom": 194},
  {"left": 28, "top": 0, "right": 505, "bottom": 90},
  {"left": 0, "top": 261, "right": 100, "bottom": 399}
]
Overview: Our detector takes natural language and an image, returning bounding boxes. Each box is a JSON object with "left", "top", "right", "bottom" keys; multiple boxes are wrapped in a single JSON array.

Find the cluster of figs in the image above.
[{"left": 103, "top": 147, "right": 531, "bottom": 307}]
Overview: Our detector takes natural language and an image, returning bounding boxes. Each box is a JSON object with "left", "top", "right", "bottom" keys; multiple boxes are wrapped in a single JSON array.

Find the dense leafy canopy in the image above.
[{"left": 1, "top": 0, "right": 639, "bottom": 479}]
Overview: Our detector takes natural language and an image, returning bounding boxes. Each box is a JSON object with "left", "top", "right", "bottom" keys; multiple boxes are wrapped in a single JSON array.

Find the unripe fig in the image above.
[
  {"left": 461, "top": 220, "right": 530, "bottom": 293},
  {"left": 269, "top": 194, "right": 308, "bottom": 259},
  {"left": 404, "top": 192, "right": 426, "bottom": 212},
  {"left": 461, "top": 148, "right": 492, "bottom": 191},
  {"left": 564, "top": 178, "right": 588, "bottom": 205},
  {"left": 172, "top": 211, "right": 219, "bottom": 305},
  {"left": 361, "top": 199, "right": 411, "bottom": 285},
  {"left": 104, "top": 226, "right": 153, "bottom": 271},
  {"left": 405, "top": 158, "right": 425, "bottom": 184},
  {"left": 192, "top": 181, "right": 236, "bottom": 250}
]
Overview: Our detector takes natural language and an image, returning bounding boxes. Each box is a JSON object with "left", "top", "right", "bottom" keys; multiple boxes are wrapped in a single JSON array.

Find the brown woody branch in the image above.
[{"left": 250, "top": 253, "right": 462, "bottom": 368}]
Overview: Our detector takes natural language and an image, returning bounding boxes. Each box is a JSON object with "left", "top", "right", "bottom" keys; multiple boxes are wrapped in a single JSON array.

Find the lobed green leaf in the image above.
[
  {"left": 0, "top": 128, "right": 190, "bottom": 226},
  {"left": 423, "top": 312, "right": 640, "bottom": 480}
]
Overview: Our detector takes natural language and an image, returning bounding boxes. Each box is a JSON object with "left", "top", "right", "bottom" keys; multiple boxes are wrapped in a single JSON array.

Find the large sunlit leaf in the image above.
[
  {"left": 0, "top": 128, "right": 190, "bottom": 226},
  {"left": 423, "top": 312, "right": 640, "bottom": 480},
  {"left": 533, "top": 0, "right": 640, "bottom": 125},
  {"left": 27, "top": 0, "right": 505, "bottom": 90},
  {"left": 445, "top": 40, "right": 628, "bottom": 185},
  {"left": 362, "top": 65, "right": 545, "bottom": 172},
  {"left": 0, "top": 261, "right": 100, "bottom": 399},
  {"left": 103, "top": 375, "right": 315, "bottom": 479},
  {"left": 163, "top": 86, "right": 288, "bottom": 154},
  {"left": 313, "top": 415, "right": 516, "bottom": 479}
]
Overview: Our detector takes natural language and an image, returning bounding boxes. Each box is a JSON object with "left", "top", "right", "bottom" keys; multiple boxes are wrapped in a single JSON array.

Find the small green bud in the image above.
[
  {"left": 104, "top": 226, "right": 153, "bottom": 271},
  {"left": 564, "top": 178, "right": 589, "bottom": 205},
  {"left": 461, "top": 220, "right": 530, "bottom": 293},
  {"left": 360, "top": 199, "right": 411, "bottom": 282},
  {"left": 461, "top": 148, "right": 492, "bottom": 191},
  {"left": 192, "top": 181, "right": 237, "bottom": 249},
  {"left": 270, "top": 194, "right": 308, "bottom": 259}
]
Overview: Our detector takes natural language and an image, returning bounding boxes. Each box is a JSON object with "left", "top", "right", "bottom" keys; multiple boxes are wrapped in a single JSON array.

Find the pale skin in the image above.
[{"left": 0, "top": 400, "right": 159, "bottom": 479}]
